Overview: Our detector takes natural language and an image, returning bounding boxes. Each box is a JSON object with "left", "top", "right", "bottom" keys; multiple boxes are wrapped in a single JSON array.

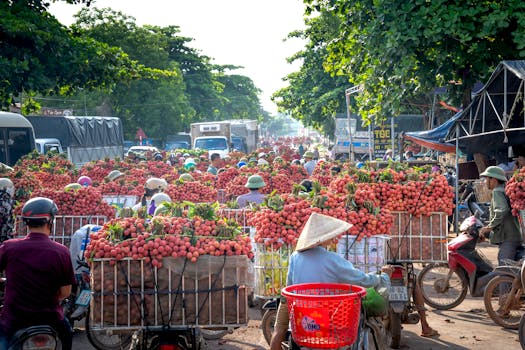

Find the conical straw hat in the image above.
[{"left": 295, "top": 212, "right": 353, "bottom": 252}]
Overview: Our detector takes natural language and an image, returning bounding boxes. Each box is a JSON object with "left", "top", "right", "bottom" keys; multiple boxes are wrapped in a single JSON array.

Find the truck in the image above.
[
  {"left": 190, "top": 121, "right": 231, "bottom": 158},
  {"left": 334, "top": 115, "right": 372, "bottom": 161},
  {"left": 229, "top": 120, "right": 258, "bottom": 153},
  {"left": 26, "top": 115, "right": 125, "bottom": 166}
]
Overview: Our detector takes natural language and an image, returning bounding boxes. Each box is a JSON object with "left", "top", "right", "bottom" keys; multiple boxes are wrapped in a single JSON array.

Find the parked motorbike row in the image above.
[{"left": 418, "top": 213, "right": 525, "bottom": 349}]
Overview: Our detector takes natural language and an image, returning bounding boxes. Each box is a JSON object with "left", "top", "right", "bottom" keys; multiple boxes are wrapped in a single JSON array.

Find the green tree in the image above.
[
  {"left": 215, "top": 69, "right": 263, "bottom": 120},
  {"left": 72, "top": 8, "right": 193, "bottom": 141},
  {"left": 272, "top": 10, "right": 349, "bottom": 137},
  {"left": 0, "top": 1, "right": 172, "bottom": 110},
  {"left": 304, "top": 0, "right": 525, "bottom": 123}
]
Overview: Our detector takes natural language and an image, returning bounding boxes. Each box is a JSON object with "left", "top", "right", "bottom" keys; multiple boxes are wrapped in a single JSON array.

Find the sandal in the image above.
[{"left": 421, "top": 329, "right": 439, "bottom": 338}]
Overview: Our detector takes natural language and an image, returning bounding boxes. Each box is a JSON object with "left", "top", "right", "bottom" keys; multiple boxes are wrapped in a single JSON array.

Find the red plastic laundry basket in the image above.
[{"left": 281, "top": 283, "right": 366, "bottom": 349}]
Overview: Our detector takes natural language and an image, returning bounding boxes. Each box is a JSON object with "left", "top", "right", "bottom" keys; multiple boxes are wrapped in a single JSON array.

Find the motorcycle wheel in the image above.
[
  {"left": 484, "top": 275, "right": 524, "bottom": 329},
  {"left": 417, "top": 263, "right": 468, "bottom": 310},
  {"left": 387, "top": 310, "right": 401, "bottom": 349},
  {"left": 261, "top": 309, "right": 277, "bottom": 345},
  {"left": 519, "top": 314, "right": 525, "bottom": 349},
  {"left": 85, "top": 310, "right": 133, "bottom": 350},
  {"left": 199, "top": 328, "right": 229, "bottom": 340}
]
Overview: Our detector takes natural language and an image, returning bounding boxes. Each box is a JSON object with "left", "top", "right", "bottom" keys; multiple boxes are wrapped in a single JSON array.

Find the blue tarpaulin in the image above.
[{"left": 403, "top": 112, "right": 461, "bottom": 153}]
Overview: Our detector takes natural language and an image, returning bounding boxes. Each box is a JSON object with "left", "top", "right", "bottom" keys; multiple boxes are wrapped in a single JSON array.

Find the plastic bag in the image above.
[{"left": 362, "top": 287, "right": 387, "bottom": 316}]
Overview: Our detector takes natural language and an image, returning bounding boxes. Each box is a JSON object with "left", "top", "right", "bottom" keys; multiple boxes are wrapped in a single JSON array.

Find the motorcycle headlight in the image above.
[{"left": 22, "top": 334, "right": 57, "bottom": 350}]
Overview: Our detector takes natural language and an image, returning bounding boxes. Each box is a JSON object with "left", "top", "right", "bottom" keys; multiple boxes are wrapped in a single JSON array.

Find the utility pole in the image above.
[{"left": 345, "top": 86, "right": 361, "bottom": 162}]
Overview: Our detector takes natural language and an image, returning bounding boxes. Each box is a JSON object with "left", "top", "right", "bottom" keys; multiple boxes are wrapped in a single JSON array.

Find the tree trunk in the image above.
[{"left": 473, "top": 153, "right": 490, "bottom": 174}]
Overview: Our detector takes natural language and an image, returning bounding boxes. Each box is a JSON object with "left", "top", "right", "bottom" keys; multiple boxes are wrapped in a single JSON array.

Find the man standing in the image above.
[
  {"left": 479, "top": 166, "right": 523, "bottom": 265},
  {"left": 207, "top": 153, "right": 220, "bottom": 175},
  {"left": 303, "top": 151, "right": 317, "bottom": 176},
  {"left": 0, "top": 197, "right": 75, "bottom": 349},
  {"left": 236, "top": 175, "right": 266, "bottom": 208}
]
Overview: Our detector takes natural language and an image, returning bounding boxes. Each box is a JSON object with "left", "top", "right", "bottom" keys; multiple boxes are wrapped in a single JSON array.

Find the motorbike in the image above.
[
  {"left": 7, "top": 326, "right": 59, "bottom": 350},
  {"left": 129, "top": 327, "right": 203, "bottom": 350},
  {"left": 417, "top": 215, "right": 497, "bottom": 310},
  {"left": 385, "top": 262, "right": 419, "bottom": 349},
  {"left": 518, "top": 259, "right": 525, "bottom": 348},
  {"left": 484, "top": 257, "right": 525, "bottom": 329},
  {"left": 0, "top": 278, "right": 61, "bottom": 350},
  {"left": 261, "top": 297, "right": 279, "bottom": 345}
]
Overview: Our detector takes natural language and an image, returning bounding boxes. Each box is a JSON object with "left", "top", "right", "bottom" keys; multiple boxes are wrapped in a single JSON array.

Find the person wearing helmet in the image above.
[
  {"left": 330, "top": 166, "right": 341, "bottom": 175},
  {"left": 179, "top": 173, "right": 194, "bottom": 182},
  {"left": 107, "top": 170, "right": 124, "bottom": 182},
  {"left": 132, "top": 178, "right": 168, "bottom": 213},
  {"left": 237, "top": 161, "right": 247, "bottom": 168},
  {"left": 184, "top": 158, "right": 197, "bottom": 171},
  {"left": 0, "top": 197, "right": 75, "bottom": 349},
  {"left": 167, "top": 153, "right": 177, "bottom": 167},
  {"left": 77, "top": 176, "right": 92, "bottom": 187},
  {"left": 153, "top": 152, "right": 163, "bottom": 161},
  {"left": 479, "top": 166, "right": 523, "bottom": 265},
  {"left": 257, "top": 153, "right": 269, "bottom": 166},
  {"left": 236, "top": 175, "right": 266, "bottom": 208},
  {"left": 303, "top": 151, "right": 316, "bottom": 176},
  {"left": 151, "top": 193, "right": 172, "bottom": 216},
  {"left": 0, "top": 178, "right": 15, "bottom": 242}
]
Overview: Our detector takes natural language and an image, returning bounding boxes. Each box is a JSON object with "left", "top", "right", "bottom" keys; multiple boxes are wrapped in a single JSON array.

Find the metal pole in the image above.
[
  {"left": 345, "top": 91, "right": 354, "bottom": 162},
  {"left": 455, "top": 123, "right": 460, "bottom": 234},
  {"left": 391, "top": 117, "right": 395, "bottom": 159},
  {"left": 368, "top": 124, "right": 372, "bottom": 161}
]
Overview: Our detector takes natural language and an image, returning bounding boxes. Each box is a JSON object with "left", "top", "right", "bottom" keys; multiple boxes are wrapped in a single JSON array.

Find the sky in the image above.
[{"left": 48, "top": 0, "right": 307, "bottom": 115}]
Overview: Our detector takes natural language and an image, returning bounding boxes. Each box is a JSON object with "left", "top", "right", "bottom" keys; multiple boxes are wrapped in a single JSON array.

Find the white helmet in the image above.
[
  {"left": 145, "top": 178, "right": 168, "bottom": 191},
  {"left": 0, "top": 178, "right": 14, "bottom": 197},
  {"left": 151, "top": 192, "right": 172, "bottom": 204}
]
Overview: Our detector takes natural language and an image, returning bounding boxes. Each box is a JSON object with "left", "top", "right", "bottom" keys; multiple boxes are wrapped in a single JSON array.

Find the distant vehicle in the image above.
[
  {"left": 190, "top": 122, "right": 231, "bottom": 158},
  {"left": 123, "top": 141, "right": 135, "bottom": 153},
  {"left": 165, "top": 140, "right": 190, "bottom": 150},
  {"left": 0, "top": 112, "right": 36, "bottom": 166},
  {"left": 26, "top": 115, "right": 125, "bottom": 167},
  {"left": 126, "top": 145, "right": 159, "bottom": 157},
  {"left": 35, "top": 138, "right": 64, "bottom": 154},
  {"left": 231, "top": 136, "right": 247, "bottom": 153},
  {"left": 229, "top": 120, "right": 258, "bottom": 153}
]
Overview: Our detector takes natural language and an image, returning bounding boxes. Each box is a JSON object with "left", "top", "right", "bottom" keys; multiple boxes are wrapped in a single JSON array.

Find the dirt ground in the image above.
[{"left": 73, "top": 242, "right": 522, "bottom": 349}]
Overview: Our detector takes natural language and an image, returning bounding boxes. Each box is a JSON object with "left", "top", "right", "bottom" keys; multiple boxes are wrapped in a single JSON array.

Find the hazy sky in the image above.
[{"left": 48, "top": 0, "right": 307, "bottom": 114}]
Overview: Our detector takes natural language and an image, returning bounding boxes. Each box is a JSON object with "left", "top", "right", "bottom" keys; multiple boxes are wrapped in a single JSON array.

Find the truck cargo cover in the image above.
[{"left": 27, "top": 116, "right": 124, "bottom": 147}]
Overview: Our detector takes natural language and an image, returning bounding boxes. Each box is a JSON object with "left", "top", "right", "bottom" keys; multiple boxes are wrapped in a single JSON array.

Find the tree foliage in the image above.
[
  {"left": 0, "top": 1, "right": 173, "bottom": 110},
  {"left": 72, "top": 8, "right": 263, "bottom": 140},
  {"left": 303, "top": 0, "right": 525, "bottom": 123},
  {"left": 272, "top": 11, "right": 349, "bottom": 137}
]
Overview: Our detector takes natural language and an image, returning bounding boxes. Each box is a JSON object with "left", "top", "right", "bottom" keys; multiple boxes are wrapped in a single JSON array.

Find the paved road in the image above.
[{"left": 73, "top": 243, "right": 522, "bottom": 349}]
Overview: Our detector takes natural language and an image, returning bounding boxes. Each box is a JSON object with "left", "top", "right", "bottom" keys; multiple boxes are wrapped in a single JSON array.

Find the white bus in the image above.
[{"left": 0, "top": 112, "right": 36, "bottom": 166}]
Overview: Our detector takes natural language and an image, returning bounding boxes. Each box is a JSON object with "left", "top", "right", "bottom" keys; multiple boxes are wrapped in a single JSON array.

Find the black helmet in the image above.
[
  {"left": 154, "top": 152, "right": 163, "bottom": 161},
  {"left": 22, "top": 197, "right": 58, "bottom": 225}
]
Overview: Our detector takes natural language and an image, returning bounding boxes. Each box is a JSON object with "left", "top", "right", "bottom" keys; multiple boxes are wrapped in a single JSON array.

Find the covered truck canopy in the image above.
[
  {"left": 26, "top": 116, "right": 124, "bottom": 147},
  {"left": 445, "top": 60, "right": 525, "bottom": 156}
]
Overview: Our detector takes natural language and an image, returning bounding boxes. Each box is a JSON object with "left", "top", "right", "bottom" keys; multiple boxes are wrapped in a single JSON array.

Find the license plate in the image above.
[
  {"left": 75, "top": 289, "right": 91, "bottom": 307},
  {"left": 389, "top": 286, "right": 408, "bottom": 302}
]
